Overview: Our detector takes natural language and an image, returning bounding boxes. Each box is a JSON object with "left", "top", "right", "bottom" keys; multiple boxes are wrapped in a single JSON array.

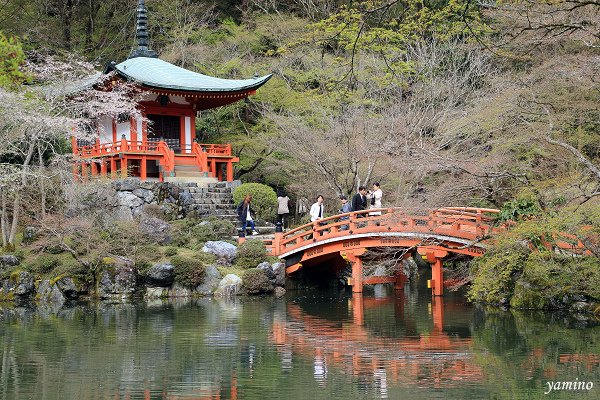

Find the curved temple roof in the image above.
[{"left": 112, "top": 57, "right": 272, "bottom": 93}]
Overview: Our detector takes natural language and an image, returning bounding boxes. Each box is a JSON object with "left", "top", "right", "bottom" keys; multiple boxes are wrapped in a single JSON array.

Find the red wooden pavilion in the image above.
[{"left": 72, "top": 0, "right": 271, "bottom": 183}]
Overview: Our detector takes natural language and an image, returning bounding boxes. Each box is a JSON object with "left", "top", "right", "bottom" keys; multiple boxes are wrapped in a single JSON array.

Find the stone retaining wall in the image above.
[{"left": 72, "top": 178, "right": 240, "bottom": 221}]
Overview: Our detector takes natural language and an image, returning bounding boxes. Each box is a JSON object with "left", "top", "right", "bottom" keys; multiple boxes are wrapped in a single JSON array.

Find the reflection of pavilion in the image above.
[{"left": 270, "top": 294, "right": 483, "bottom": 392}]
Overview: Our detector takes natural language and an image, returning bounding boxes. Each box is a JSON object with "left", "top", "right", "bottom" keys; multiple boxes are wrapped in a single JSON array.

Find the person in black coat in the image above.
[
  {"left": 351, "top": 186, "right": 368, "bottom": 215},
  {"left": 236, "top": 194, "right": 258, "bottom": 235}
]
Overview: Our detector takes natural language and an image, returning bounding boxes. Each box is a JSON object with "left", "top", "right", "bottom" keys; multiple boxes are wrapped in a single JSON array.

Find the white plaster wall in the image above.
[
  {"left": 137, "top": 117, "right": 143, "bottom": 140},
  {"left": 98, "top": 115, "right": 113, "bottom": 144},
  {"left": 184, "top": 116, "right": 191, "bottom": 153},
  {"left": 116, "top": 121, "right": 130, "bottom": 141}
]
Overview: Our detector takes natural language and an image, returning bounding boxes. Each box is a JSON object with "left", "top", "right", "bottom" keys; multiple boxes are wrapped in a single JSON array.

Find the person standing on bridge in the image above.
[
  {"left": 310, "top": 195, "right": 325, "bottom": 222},
  {"left": 310, "top": 195, "right": 326, "bottom": 236},
  {"left": 368, "top": 182, "right": 383, "bottom": 216},
  {"left": 236, "top": 194, "right": 259, "bottom": 235},
  {"left": 338, "top": 195, "right": 352, "bottom": 230},
  {"left": 351, "top": 186, "right": 368, "bottom": 216}
]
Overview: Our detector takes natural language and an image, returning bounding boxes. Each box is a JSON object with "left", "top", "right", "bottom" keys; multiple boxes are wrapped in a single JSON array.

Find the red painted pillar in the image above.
[
  {"left": 226, "top": 161, "right": 234, "bottom": 182},
  {"left": 351, "top": 256, "right": 363, "bottom": 293},
  {"left": 90, "top": 161, "right": 98, "bottom": 177},
  {"left": 431, "top": 258, "right": 443, "bottom": 296},
  {"left": 419, "top": 247, "right": 448, "bottom": 297},
  {"left": 100, "top": 160, "right": 108, "bottom": 177},
  {"left": 140, "top": 156, "right": 147, "bottom": 181},
  {"left": 81, "top": 162, "right": 88, "bottom": 182},
  {"left": 121, "top": 156, "right": 127, "bottom": 178},
  {"left": 110, "top": 158, "right": 117, "bottom": 179}
]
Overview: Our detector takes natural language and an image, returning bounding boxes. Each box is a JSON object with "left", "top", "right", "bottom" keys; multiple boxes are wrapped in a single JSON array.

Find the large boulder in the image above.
[
  {"left": 133, "top": 188, "right": 154, "bottom": 203},
  {"left": 13, "top": 271, "right": 34, "bottom": 297},
  {"left": 116, "top": 191, "right": 144, "bottom": 208},
  {"left": 37, "top": 279, "right": 66, "bottom": 308},
  {"left": 242, "top": 269, "right": 274, "bottom": 295},
  {"left": 271, "top": 262, "right": 286, "bottom": 287},
  {"left": 168, "top": 284, "right": 192, "bottom": 298},
  {"left": 55, "top": 277, "right": 82, "bottom": 300},
  {"left": 257, "top": 262, "right": 275, "bottom": 280},
  {"left": 113, "top": 178, "right": 141, "bottom": 192},
  {"left": 202, "top": 241, "right": 237, "bottom": 265},
  {"left": 114, "top": 206, "right": 134, "bottom": 221},
  {"left": 195, "top": 265, "right": 222, "bottom": 296},
  {"left": 0, "top": 255, "right": 20, "bottom": 268},
  {"left": 214, "top": 274, "right": 242, "bottom": 297},
  {"left": 139, "top": 217, "right": 172, "bottom": 244},
  {"left": 97, "top": 257, "right": 139, "bottom": 299},
  {"left": 145, "top": 263, "right": 175, "bottom": 287}
]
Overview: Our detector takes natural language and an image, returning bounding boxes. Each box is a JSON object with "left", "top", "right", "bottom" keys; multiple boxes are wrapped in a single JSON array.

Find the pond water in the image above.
[{"left": 0, "top": 285, "right": 598, "bottom": 400}]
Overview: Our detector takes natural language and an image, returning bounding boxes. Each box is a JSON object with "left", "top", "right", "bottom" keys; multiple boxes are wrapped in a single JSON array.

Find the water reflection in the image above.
[
  {"left": 0, "top": 290, "right": 598, "bottom": 399},
  {"left": 272, "top": 293, "right": 482, "bottom": 394}
]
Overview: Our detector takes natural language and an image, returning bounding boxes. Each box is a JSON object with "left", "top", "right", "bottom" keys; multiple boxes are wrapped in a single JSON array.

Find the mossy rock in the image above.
[{"left": 242, "top": 268, "right": 274, "bottom": 295}]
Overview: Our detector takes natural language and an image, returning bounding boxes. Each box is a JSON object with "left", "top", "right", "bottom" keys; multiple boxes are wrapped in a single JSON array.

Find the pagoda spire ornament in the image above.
[{"left": 129, "top": 0, "right": 158, "bottom": 58}]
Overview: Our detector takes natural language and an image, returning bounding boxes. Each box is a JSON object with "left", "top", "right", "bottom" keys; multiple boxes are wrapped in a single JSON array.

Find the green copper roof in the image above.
[{"left": 113, "top": 57, "right": 272, "bottom": 93}]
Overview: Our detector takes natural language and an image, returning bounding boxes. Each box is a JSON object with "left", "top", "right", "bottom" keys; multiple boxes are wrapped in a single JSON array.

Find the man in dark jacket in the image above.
[{"left": 351, "top": 186, "right": 368, "bottom": 214}]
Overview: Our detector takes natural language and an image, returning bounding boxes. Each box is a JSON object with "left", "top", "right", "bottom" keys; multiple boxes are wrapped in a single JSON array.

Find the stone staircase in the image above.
[
  {"left": 178, "top": 181, "right": 239, "bottom": 222},
  {"left": 164, "top": 164, "right": 219, "bottom": 186}
]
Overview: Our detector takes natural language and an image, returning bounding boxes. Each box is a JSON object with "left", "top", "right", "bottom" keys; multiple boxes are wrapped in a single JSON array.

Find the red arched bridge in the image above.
[{"left": 246, "top": 207, "right": 588, "bottom": 296}]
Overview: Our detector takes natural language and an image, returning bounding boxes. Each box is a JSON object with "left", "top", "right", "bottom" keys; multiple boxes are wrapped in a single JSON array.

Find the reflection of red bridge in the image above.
[
  {"left": 271, "top": 296, "right": 483, "bottom": 390},
  {"left": 250, "top": 207, "right": 590, "bottom": 295}
]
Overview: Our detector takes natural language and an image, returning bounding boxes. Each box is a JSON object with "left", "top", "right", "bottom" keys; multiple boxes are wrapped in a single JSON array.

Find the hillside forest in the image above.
[{"left": 0, "top": 1, "right": 599, "bottom": 307}]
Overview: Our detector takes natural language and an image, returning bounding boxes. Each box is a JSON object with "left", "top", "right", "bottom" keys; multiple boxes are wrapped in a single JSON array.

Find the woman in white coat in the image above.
[{"left": 368, "top": 182, "right": 383, "bottom": 216}]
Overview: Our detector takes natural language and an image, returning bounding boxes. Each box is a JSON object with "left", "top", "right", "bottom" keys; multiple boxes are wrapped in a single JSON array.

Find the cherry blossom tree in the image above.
[{"left": 0, "top": 52, "right": 141, "bottom": 249}]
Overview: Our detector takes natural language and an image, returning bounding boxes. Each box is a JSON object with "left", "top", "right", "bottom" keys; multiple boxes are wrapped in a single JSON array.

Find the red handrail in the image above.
[
  {"left": 273, "top": 208, "right": 503, "bottom": 255},
  {"left": 156, "top": 141, "right": 175, "bottom": 176},
  {"left": 191, "top": 142, "right": 209, "bottom": 173}
]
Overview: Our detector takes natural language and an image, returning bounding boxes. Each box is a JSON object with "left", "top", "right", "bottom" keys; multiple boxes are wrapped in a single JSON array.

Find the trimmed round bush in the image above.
[
  {"left": 170, "top": 253, "right": 214, "bottom": 287},
  {"left": 242, "top": 268, "right": 274, "bottom": 294},
  {"left": 233, "top": 183, "right": 277, "bottom": 221},
  {"left": 235, "top": 240, "right": 269, "bottom": 269}
]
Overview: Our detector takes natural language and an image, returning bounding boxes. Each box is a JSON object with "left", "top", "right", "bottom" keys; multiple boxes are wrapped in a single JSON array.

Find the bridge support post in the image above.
[
  {"left": 273, "top": 222, "right": 283, "bottom": 256},
  {"left": 343, "top": 249, "right": 366, "bottom": 293},
  {"left": 352, "top": 256, "right": 363, "bottom": 293},
  {"left": 431, "top": 258, "right": 443, "bottom": 297},
  {"left": 418, "top": 247, "right": 448, "bottom": 297},
  {"left": 394, "top": 271, "right": 407, "bottom": 290}
]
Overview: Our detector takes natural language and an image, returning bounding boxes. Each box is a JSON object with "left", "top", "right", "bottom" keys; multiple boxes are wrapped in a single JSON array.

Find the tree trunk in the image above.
[
  {"left": 8, "top": 139, "right": 36, "bottom": 246},
  {"left": 1, "top": 187, "right": 7, "bottom": 248},
  {"left": 63, "top": 0, "right": 74, "bottom": 50},
  {"left": 38, "top": 146, "right": 46, "bottom": 219}
]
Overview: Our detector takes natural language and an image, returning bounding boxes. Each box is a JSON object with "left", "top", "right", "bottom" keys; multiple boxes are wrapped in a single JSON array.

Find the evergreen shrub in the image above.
[
  {"left": 170, "top": 253, "right": 214, "bottom": 287},
  {"left": 233, "top": 183, "right": 277, "bottom": 221},
  {"left": 235, "top": 240, "right": 269, "bottom": 269}
]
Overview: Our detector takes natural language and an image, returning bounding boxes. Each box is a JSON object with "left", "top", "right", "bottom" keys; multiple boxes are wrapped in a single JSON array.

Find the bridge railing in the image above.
[{"left": 273, "top": 207, "right": 504, "bottom": 256}]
